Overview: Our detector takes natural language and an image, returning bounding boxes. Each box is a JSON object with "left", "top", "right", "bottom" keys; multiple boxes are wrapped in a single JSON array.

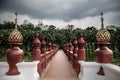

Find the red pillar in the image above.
[
  {"left": 48, "top": 42, "right": 52, "bottom": 51},
  {"left": 41, "top": 37, "right": 47, "bottom": 68},
  {"left": 63, "top": 44, "right": 66, "bottom": 51},
  {"left": 94, "top": 12, "right": 113, "bottom": 75},
  {"left": 32, "top": 33, "right": 41, "bottom": 61},
  {"left": 52, "top": 43, "right": 54, "bottom": 50},
  {"left": 69, "top": 40, "right": 73, "bottom": 51},
  {"left": 63, "top": 44, "right": 67, "bottom": 54},
  {"left": 41, "top": 37, "right": 46, "bottom": 54},
  {"left": 6, "top": 12, "right": 24, "bottom": 75},
  {"left": 77, "top": 32, "right": 86, "bottom": 75},
  {"left": 66, "top": 43, "right": 69, "bottom": 51},
  {"left": 73, "top": 37, "right": 78, "bottom": 54},
  {"left": 77, "top": 33, "right": 86, "bottom": 61},
  {"left": 66, "top": 43, "right": 69, "bottom": 57},
  {"left": 68, "top": 41, "right": 72, "bottom": 61},
  {"left": 73, "top": 38, "right": 78, "bottom": 69},
  {"left": 48, "top": 42, "right": 52, "bottom": 61},
  {"left": 32, "top": 33, "right": 41, "bottom": 75}
]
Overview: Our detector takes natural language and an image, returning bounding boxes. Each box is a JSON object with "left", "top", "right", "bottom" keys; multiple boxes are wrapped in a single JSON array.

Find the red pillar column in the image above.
[
  {"left": 95, "top": 12, "right": 113, "bottom": 75},
  {"left": 68, "top": 41, "right": 72, "bottom": 61},
  {"left": 69, "top": 40, "right": 73, "bottom": 51},
  {"left": 63, "top": 44, "right": 67, "bottom": 54},
  {"left": 41, "top": 37, "right": 46, "bottom": 54},
  {"left": 73, "top": 38, "right": 78, "bottom": 69},
  {"left": 32, "top": 33, "right": 41, "bottom": 60},
  {"left": 52, "top": 43, "right": 54, "bottom": 50},
  {"left": 6, "top": 12, "right": 24, "bottom": 75},
  {"left": 66, "top": 43, "right": 69, "bottom": 57},
  {"left": 77, "top": 33, "right": 86, "bottom": 61},
  {"left": 48, "top": 42, "right": 52, "bottom": 51},
  {"left": 73, "top": 37, "right": 78, "bottom": 54},
  {"left": 63, "top": 44, "right": 66, "bottom": 51},
  {"left": 41, "top": 37, "right": 47, "bottom": 68},
  {"left": 77, "top": 32, "right": 86, "bottom": 75},
  {"left": 32, "top": 33, "right": 41, "bottom": 75},
  {"left": 48, "top": 42, "right": 52, "bottom": 61}
]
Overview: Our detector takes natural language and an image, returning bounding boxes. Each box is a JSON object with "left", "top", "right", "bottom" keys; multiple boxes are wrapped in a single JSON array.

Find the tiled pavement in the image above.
[{"left": 41, "top": 50, "right": 78, "bottom": 80}]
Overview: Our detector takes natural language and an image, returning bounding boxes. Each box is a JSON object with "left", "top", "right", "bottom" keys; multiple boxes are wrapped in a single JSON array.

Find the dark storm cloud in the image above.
[{"left": 0, "top": 0, "right": 120, "bottom": 21}]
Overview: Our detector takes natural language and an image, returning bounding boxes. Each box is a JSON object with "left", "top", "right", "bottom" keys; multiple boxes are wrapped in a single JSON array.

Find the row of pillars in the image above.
[
  {"left": 63, "top": 32, "right": 113, "bottom": 76},
  {"left": 63, "top": 33, "right": 85, "bottom": 75},
  {"left": 5, "top": 12, "right": 113, "bottom": 77},
  {"left": 5, "top": 32, "right": 59, "bottom": 76},
  {"left": 32, "top": 33, "right": 59, "bottom": 75},
  {"left": 63, "top": 13, "right": 113, "bottom": 76}
]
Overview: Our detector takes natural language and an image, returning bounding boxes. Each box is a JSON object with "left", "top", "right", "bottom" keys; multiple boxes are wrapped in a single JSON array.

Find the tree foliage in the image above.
[{"left": 0, "top": 22, "right": 120, "bottom": 60}]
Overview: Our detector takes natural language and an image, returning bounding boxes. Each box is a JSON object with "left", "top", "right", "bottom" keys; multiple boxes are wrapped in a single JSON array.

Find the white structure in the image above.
[
  {"left": 78, "top": 61, "right": 120, "bottom": 80},
  {"left": 0, "top": 61, "right": 39, "bottom": 80},
  {"left": 102, "top": 64, "right": 120, "bottom": 80},
  {"left": 1, "top": 60, "right": 120, "bottom": 80}
]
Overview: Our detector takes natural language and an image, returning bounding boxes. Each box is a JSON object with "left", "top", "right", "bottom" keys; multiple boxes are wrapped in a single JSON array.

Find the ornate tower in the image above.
[
  {"left": 95, "top": 12, "right": 113, "bottom": 63},
  {"left": 94, "top": 12, "right": 113, "bottom": 75},
  {"left": 6, "top": 12, "right": 24, "bottom": 75}
]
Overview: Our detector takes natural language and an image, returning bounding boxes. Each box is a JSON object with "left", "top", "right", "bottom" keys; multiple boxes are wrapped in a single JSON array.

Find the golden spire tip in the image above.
[
  {"left": 101, "top": 12, "right": 104, "bottom": 29},
  {"left": 15, "top": 12, "right": 18, "bottom": 29}
]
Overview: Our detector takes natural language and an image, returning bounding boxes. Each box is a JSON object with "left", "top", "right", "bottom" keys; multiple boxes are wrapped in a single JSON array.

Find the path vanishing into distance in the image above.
[{"left": 41, "top": 50, "right": 78, "bottom": 80}]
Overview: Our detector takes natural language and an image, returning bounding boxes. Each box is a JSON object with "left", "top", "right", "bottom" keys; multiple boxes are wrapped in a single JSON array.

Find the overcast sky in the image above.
[{"left": 0, "top": 0, "right": 120, "bottom": 29}]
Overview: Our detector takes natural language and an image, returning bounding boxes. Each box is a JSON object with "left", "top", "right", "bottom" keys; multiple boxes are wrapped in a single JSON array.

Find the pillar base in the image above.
[
  {"left": 97, "top": 66, "right": 105, "bottom": 75},
  {"left": 6, "top": 70, "right": 20, "bottom": 75}
]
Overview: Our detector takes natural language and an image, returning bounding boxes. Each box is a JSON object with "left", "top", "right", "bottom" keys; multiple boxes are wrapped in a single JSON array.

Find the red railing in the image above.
[
  {"left": 32, "top": 33, "right": 59, "bottom": 76},
  {"left": 63, "top": 43, "right": 80, "bottom": 75},
  {"left": 63, "top": 33, "right": 86, "bottom": 75}
]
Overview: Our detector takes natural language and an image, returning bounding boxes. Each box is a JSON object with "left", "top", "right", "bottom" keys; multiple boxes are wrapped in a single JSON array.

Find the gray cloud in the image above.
[{"left": 0, "top": 0, "right": 120, "bottom": 22}]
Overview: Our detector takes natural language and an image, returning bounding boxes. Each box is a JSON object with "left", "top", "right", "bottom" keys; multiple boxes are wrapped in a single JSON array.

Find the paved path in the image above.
[{"left": 41, "top": 50, "right": 78, "bottom": 80}]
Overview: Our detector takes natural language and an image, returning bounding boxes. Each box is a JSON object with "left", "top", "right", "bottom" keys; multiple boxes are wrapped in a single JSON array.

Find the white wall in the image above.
[
  {"left": 0, "top": 61, "right": 39, "bottom": 80},
  {"left": 78, "top": 61, "right": 120, "bottom": 80}
]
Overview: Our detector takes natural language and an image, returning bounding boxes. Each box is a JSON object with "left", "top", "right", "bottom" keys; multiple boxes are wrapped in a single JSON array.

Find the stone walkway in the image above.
[{"left": 41, "top": 50, "right": 78, "bottom": 80}]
